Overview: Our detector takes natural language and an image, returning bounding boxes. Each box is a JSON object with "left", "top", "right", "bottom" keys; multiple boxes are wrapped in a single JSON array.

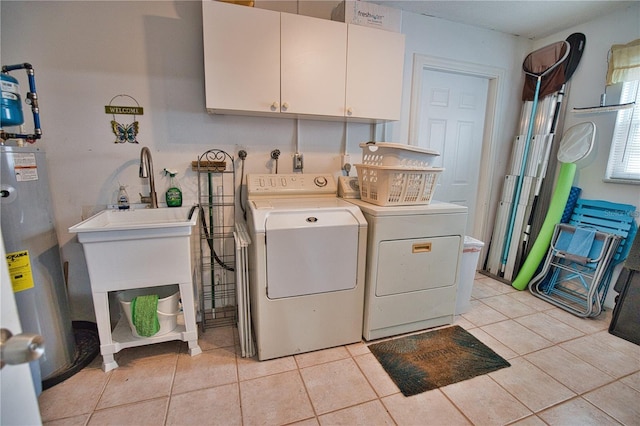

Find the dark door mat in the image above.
[
  {"left": 369, "top": 325, "right": 511, "bottom": 396},
  {"left": 42, "top": 321, "right": 100, "bottom": 390}
]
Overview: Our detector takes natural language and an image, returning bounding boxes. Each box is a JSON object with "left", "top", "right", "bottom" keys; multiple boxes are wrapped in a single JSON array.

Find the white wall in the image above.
[
  {"left": 2, "top": 1, "right": 633, "bottom": 321},
  {"left": 534, "top": 2, "right": 639, "bottom": 208}
]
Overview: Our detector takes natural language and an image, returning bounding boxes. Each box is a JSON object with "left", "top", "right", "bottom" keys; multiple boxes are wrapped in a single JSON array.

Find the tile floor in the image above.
[{"left": 39, "top": 274, "right": 640, "bottom": 425}]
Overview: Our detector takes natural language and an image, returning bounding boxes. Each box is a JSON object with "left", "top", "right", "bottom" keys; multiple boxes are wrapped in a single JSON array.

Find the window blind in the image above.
[{"left": 606, "top": 80, "right": 640, "bottom": 182}]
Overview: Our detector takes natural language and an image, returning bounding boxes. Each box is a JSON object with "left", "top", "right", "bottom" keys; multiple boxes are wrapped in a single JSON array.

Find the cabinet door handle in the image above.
[
  {"left": 412, "top": 242, "right": 432, "bottom": 253},
  {"left": 270, "top": 101, "right": 279, "bottom": 111},
  {"left": 346, "top": 107, "right": 353, "bottom": 116},
  {"left": 282, "top": 102, "right": 289, "bottom": 111}
]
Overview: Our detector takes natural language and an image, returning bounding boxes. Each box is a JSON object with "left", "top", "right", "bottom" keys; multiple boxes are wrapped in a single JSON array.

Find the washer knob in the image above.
[{"left": 314, "top": 176, "right": 328, "bottom": 187}]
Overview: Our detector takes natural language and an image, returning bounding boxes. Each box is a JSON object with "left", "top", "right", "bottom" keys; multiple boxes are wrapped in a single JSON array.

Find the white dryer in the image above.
[
  {"left": 246, "top": 174, "right": 367, "bottom": 360},
  {"left": 347, "top": 199, "right": 467, "bottom": 340}
]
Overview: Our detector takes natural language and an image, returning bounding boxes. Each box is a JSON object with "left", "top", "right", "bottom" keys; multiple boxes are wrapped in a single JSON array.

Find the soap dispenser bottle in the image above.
[
  {"left": 164, "top": 169, "right": 182, "bottom": 207},
  {"left": 117, "top": 185, "right": 130, "bottom": 210}
]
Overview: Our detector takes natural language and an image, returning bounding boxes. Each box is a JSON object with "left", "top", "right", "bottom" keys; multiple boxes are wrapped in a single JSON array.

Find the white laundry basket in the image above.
[
  {"left": 117, "top": 284, "right": 180, "bottom": 338},
  {"left": 456, "top": 236, "right": 485, "bottom": 315}
]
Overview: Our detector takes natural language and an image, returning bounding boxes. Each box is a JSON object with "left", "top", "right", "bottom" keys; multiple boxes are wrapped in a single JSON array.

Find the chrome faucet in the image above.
[{"left": 139, "top": 146, "right": 158, "bottom": 208}]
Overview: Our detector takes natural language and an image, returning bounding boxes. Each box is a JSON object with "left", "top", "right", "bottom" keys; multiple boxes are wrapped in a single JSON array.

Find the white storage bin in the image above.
[
  {"left": 360, "top": 142, "right": 440, "bottom": 168},
  {"left": 117, "top": 285, "right": 180, "bottom": 338},
  {"left": 456, "top": 236, "right": 485, "bottom": 315},
  {"left": 355, "top": 164, "right": 443, "bottom": 206}
]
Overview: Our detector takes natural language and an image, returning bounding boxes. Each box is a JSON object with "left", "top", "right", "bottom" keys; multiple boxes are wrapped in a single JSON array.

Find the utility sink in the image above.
[
  {"left": 69, "top": 206, "right": 198, "bottom": 243},
  {"left": 69, "top": 206, "right": 202, "bottom": 371}
]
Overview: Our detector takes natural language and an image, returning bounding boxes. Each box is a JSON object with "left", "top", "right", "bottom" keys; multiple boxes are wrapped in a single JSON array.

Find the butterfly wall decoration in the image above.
[
  {"left": 111, "top": 120, "right": 139, "bottom": 144},
  {"left": 106, "top": 94, "right": 143, "bottom": 144}
]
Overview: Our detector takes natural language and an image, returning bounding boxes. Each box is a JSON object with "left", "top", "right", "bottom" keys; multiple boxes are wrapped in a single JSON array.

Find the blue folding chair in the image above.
[{"left": 529, "top": 199, "right": 637, "bottom": 317}]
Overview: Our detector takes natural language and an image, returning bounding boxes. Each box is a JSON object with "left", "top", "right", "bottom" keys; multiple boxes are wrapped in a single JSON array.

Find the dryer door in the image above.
[
  {"left": 265, "top": 210, "right": 359, "bottom": 299},
  {"left": 376, "top": 235, "right": 461, "bottom": 296}
]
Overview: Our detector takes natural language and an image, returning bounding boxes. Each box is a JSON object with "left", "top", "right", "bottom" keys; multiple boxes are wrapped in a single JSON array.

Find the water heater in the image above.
[{"left": 1, "top": 146, "right": 76, "bottom": 381}]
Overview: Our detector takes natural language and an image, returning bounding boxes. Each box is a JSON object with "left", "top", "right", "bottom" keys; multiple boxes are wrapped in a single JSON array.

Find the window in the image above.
[{"left": 605, "top": 80, "right": 640, "bottom": 183}]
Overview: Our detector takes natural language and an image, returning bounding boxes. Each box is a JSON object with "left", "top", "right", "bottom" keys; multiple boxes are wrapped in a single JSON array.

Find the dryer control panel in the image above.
[{"left": 247, "top": 174, "right": 337, "bottom": 197}]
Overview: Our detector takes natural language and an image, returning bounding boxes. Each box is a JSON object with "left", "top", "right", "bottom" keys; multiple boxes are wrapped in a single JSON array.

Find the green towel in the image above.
[{"left": 131, "top": 295, "right": 160, "bottom": 337}]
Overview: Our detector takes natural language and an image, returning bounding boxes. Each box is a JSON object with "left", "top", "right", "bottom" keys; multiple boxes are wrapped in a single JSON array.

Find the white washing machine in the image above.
[
  {"left": 347, "top": 199, "right": 467, "bottom": 340},
  {"left": 246, "top": 174, "right": 368, "bottom": 360}
]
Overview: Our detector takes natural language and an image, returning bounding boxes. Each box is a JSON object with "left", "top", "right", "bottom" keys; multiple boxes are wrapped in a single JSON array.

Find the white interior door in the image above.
[
  {"left": 1, "top": 231, "right": 42, "bottom": 425},
  {"left": 415, "top": 69, "right": 488, "bottom": 233}
]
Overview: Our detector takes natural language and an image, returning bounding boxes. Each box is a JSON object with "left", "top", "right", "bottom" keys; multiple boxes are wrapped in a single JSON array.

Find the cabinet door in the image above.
[
  {"left": 346, "top": 25, "right": 405, "bottom": 121},
  {"left": 281, "top": 13, "right": 347, "bottom": 117},
  {"left": 202, "top": 1, "right": 280, "bottom": 114}
]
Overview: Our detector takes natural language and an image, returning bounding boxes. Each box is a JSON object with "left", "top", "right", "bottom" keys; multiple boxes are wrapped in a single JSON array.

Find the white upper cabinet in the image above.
[
  {"left": 280, "top": 13, "right": 347, "bottom": 117},
  {"left": 346, "top": 24, "right": 405, "bottom": 121},
  {"left": 202, "top": 1, "right": 404, "bottom": 121},
  {"left": 202, "top": 1, "right": 280, "bottom": 114}
]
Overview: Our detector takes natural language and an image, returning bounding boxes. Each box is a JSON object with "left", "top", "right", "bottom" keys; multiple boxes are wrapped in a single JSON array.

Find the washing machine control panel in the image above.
[{"left": 247, "top": 174, "right": 336, "bottom": 197}]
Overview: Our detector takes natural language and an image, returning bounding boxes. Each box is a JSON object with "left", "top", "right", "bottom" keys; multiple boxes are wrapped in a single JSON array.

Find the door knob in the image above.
[
  {"left": 270, "top": 101, "right": 279, "bottom": 111},
  {"left": 0, "top": 328, "right": 44, "bottom": 369}
]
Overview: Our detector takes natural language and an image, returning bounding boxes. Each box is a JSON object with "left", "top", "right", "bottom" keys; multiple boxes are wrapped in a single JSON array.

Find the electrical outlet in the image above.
[{"left": 293, "top": 153, "right": 304, "bottom": 170}]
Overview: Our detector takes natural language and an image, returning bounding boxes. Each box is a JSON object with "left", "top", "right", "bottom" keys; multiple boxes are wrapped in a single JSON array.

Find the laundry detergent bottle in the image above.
[
  {"left": 117, "top": 185, "right": 130, "bottom": 210},
  {"left": 164, "top": 169, "right": 182, "bottom": 207}
]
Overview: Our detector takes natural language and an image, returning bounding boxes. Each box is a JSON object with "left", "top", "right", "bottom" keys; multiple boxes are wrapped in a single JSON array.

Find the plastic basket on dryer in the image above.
[
  {"left": 359, "top": 142, "right": 439, "bottom": 168},
  {"left": 356, "top": 142, "right": 443, "bottom": 206},
  {"left": 354, "top": 164, "right": 443, "bottom": 206}
]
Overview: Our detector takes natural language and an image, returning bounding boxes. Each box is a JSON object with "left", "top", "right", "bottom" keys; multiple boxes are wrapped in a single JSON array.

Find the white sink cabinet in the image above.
[
  {"left": 69, "top": 207, "right": 202, "bottom": 372},
  {"left": 202, "top": 0, "right": 404, "bottom": 122}
]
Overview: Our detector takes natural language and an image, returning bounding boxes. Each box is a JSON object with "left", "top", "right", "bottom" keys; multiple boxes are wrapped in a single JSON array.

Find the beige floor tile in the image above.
[
  {"left": 476, "top": 276, "right": 517, "bottom": 294},
  {"left": 294, "top": 346, "right": 351, "bottom": 368},
  {"left": 482, "top": 294, "right": 539, "bottom": 318},
  {"left": 508, "top": 414, "right": 548, "bottom": 426},
  {"left": 300, "top": 358, "right": 377, "bottom": 415},
  {"left": 560, "top": 335, "right": 639, "bottom": 379},
  {"left": 509, "top": 290, "right": 558, "bottom": 311},
  {"left": 583, "top": 381, "right": 640, "bottom": 425},
  {"left": 453, "top": 314, "right": 476, "bottom": 329},
  {"left": 515, "top": 312, "right": 585, "bottom": 343},
  {"left": 621, "top": 371, "right": 640, "bottom": 392},
  {"left": 482, "top": 319, "right": 553, "bottom": 355},
  {"left": 489, "top": 357, "right": 575, "bottom": 412},
  {"left": 240, "top": 370, "right": 314, "bottom": 425},
  {"left": 96, "top": 355, "right": 176, "bottom": 410},
  {"left": 166, "top": 383, "right": 241, "bottom": 425},
  {"left": 114, "top": 341, "right": 181, "bottom": 366},
  {"left": 38, "top": 285, "right": 637, "bottom": 426},
  {"left": 441, "top": 374, "right": 532, "bottom": 425},
  {"left": 88, "top": 398, "right": 168, "bottom": 426},
  {"left": 462, "top": 299, "right": 509, "bottom": 327},
  {"left": 353, "top": 353, "right": 399, "bottom": 397},
  {"left": 524, "top": 346, "right": 615, "bottom": 394},
  {"left": 471, "top": 279, "right": 504, "bottom": 299},
  {"left": 39, "top": 365, "right": 110, "bottom": 422},
  {"left": 289, "top": 418, "right": 320, "bottom": 426},
  {"left": 318, "top": 400, "right": 394, "bottom": 425},
  {"left": 237, "top": 354, "right": 297, "bottom": 382},
  {"left": 44, "top": 414, "right": 90, "bottom": 426},
  {"left": 592, "top": 330, "right": 640, "bottom": 359},
  {"left": 537, "top": 397, "right": 620, "bottom": 425},
  {"left": 545, "top": 308, "right": 612, "bottom": 334},
  {"left": 197, "top": 325, "right": 237, "bottom": 351},
  {"left": 345, "top": 341, "right": 370, "bottom": 357},
  {"left": 465, "top": 327, "right": 519, "bottom": 360},
  {"left": 172, "top": 347, "right": 237, "bottom": 394},
  {"left": 382, "top": 390, "right": 471, "bottom": 425}
]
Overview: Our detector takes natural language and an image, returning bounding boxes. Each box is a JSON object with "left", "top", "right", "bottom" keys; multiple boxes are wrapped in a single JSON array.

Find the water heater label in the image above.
[
  {"left": 12, "top": 153, "right": 38, "bottom": 181},
  {"left": 5, "top": 250, "right": 35, "bottom": 293}
]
